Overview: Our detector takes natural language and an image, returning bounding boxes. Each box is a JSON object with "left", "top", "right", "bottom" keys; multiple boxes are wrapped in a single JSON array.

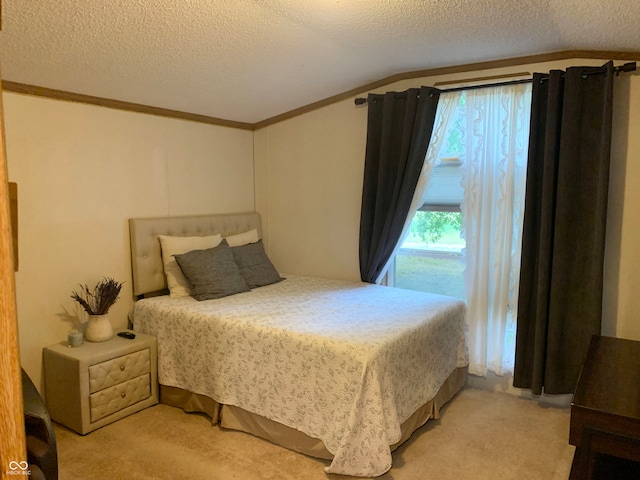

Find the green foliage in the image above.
[
  {"left": 445, "top": 93, "right": 466, "bottom": 155},
  {"left": 446, "top": 126, "right": 464, "bottom": 155},
  {"left": 410, "top": 211, "right": 462, "bottom": 243}
]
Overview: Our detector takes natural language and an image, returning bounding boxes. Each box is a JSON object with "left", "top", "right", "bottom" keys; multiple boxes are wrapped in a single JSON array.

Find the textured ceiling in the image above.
[{"left": 1, "top": 0, "right": 639, "bottom": 124}]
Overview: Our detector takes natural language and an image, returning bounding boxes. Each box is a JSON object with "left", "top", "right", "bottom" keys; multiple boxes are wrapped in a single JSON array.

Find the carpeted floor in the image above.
[{"left": 53, "top": 388, "right": 575, "bottom": 479}]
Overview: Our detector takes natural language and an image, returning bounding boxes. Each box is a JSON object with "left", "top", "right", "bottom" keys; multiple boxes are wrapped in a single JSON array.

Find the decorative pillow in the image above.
[
  {"left": 174, "top": 239, "right": 250, "bottom": 300},
  {"left": 232, "top": 240, "right": 283, "bottom": 288},
  {"left": 158, "top": 234, "right": 222, "bottom": 297},
  {"left": 225, "top": 228, "right": 260, "bottom": 247}
]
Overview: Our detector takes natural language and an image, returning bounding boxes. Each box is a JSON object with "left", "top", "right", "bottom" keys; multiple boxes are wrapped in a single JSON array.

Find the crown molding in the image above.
[
  {"left": 3, "top": 50, "right": 639, "bottom": 131},
  {"left": 0, "top": 81, "right": 254, "bottom": 131},
  {"left": 253, "top": 49, "right": 640, "bottom": 129}
]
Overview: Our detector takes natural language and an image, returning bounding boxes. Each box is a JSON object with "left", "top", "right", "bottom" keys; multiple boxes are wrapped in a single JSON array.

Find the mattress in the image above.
[{"left": 131, "top": 274, "right": 468, "bottom": 477}]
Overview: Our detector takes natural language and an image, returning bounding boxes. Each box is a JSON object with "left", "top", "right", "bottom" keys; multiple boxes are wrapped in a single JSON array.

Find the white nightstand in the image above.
[{"left": 43, "top": 330, "right": 158, "bottom": 435}]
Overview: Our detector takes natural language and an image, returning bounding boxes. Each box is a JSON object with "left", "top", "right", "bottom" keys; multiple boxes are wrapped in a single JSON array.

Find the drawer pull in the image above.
[
  {"left": 120, "top": 365, "right": 125, "bottom": 371},
  {"left": 121, "top": 392, "right": 126, "bottom": 398}
]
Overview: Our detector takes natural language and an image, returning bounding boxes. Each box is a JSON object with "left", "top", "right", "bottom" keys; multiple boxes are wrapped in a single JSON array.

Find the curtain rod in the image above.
[{"left": 354, "top": 62, "right": 636, "bottom": 106}]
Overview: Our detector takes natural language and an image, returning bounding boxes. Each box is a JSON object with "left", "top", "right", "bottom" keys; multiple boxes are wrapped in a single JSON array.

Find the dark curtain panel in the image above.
[
  {"left": 514, "top": 62, "right": 614, "bottom": 395},
  {"left": 359, "top": 86, "right": 440, "bottom": 283}
]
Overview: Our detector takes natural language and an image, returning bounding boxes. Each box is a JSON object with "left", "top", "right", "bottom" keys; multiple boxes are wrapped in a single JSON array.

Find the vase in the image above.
[{"left": 85, "top": 314, "right": 113, "bottom": 342}]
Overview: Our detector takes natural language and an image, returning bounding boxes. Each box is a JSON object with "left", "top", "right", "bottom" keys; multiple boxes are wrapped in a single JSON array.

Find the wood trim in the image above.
[
  {"left": 0, "top": 66, "right": 27, "bottom": 479},
  {"left": 1, "top": 81, "right": 254, "bottom": 131},
  {"left": 8, "top": 182, "right": 16, "bottom": 271},
  {"left": 254, "top": 49, "right": 640, "bottom": 129},
  {"left": 2, "top": 50, "right": 639, "bottom": 131},
  {"left": 434, "top": 72, "right": 531, "bottom": 87}
]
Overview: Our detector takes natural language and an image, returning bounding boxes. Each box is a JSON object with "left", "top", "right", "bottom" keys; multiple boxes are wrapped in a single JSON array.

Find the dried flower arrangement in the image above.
[{"left": 71, "top": 277, "right": 124, "bottom": 316}]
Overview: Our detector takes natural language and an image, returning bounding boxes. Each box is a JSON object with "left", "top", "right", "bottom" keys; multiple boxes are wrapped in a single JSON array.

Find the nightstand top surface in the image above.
[{"left": 44, "top": 330, "right": 156, "bottom": 362}]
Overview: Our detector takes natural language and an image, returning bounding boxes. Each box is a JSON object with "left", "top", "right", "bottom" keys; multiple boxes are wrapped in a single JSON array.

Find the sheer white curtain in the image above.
[
  {"left": 378, "top": 91, "right": 463, "bottom": 283},
  {"left": 461, "top": 83, "right": 532, "bottom": 376}
]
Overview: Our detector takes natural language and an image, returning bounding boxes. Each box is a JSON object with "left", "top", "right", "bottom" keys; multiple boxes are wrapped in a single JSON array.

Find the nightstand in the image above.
[{"left": 43, "top": 331, "right": 158, "bottom": 435}]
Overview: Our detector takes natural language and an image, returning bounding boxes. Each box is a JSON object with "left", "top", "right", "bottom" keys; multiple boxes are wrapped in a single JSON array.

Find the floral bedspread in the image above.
[{"left": 131, "top": 275, "right": 468, "bottom": 477}]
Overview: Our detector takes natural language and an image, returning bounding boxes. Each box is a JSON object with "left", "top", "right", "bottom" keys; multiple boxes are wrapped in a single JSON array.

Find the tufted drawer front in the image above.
[
  {"left": 88, "top": 348, "right": 150, "bottom": 394},
  {"left": 89, "top": 373, "right": 151, "bottom": 422}
]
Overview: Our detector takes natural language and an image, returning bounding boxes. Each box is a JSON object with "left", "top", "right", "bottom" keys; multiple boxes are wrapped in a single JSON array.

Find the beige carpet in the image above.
[{"left": 54, "top": 388, "right": 575, "bottom": 479}]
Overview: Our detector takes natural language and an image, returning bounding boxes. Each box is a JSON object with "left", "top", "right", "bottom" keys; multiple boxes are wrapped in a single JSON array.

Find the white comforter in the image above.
[{"left": 131, "top": 275, "right": 468, "bottom": 477}]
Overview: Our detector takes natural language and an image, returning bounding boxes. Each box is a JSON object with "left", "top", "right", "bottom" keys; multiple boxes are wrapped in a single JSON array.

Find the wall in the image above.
[
  {"left": 254, "top": 101, "right": 367, "bottom": 281},
  {"left": 7, "top": 57, "right": 639, "bottom": 392},
  {"left": 254, "top": 58, "right": 640, "bottom": 344},
  {"left": 604, "top": 73, "right": 640, "bottom": 340},
  {"left": 4, "top": 93, "right": 255, "bottom": 386}
]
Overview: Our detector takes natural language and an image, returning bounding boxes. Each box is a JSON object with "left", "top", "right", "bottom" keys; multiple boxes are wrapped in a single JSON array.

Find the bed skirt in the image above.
[{"left": 159, "top": 366, "right": 468, "bottom": 460}]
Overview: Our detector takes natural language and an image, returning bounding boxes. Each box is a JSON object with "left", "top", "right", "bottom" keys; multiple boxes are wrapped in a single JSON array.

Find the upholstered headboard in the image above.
[{"left": 129, "top": 212, "right": 262, "bottom": 297}]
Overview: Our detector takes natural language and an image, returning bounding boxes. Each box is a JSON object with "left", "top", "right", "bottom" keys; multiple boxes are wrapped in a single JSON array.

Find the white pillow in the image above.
[
  {"left": 225, "top": 228, "right": 259, "bottom": 247},
  {"left": 158, "top": 234, "right": 222, "bottom": 297}
]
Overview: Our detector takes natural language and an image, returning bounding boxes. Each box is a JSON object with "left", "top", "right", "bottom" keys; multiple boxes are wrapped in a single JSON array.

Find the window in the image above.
[
  {"left": 393, "top": 162, "right": 466, "bottom": 300},
  {"left": 390, "top": 84, "right": 532, "bottom": 376},
  {"left": 392, "top": 95, "right": 467, "bottom": 301}
]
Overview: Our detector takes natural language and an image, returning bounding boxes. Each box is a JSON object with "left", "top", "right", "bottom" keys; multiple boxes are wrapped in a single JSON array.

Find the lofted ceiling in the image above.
[{"left": 1, "top": 0, "right": 639, "bottom": 125}]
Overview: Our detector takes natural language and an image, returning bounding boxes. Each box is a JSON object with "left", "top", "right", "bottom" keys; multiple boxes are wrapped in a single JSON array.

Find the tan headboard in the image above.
[{"left": 129, "top": 212, "right": 262, "bottom": 297}]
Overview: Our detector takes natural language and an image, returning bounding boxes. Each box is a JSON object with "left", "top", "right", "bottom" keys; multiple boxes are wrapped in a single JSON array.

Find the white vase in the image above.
[{"left": 85, "top": 314, "right": 113, "bottom": 342}]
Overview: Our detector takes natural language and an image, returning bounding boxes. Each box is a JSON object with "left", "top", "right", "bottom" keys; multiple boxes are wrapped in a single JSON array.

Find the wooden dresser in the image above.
[{"left": 569, "top": 335, "right": 640, "bottom": 479}]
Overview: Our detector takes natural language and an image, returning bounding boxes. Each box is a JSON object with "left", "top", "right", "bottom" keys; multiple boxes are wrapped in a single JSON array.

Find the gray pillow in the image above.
[
  {"left": 232, "top": 240, "right": 283, "bottom": 288},
  {"left": 174, "top": 239, "right": 250, "bottom": 300}
]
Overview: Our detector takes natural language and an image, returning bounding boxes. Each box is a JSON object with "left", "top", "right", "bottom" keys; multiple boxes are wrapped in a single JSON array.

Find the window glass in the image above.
[
  {"left": 393, "top": 94, "right": 467, "bottom": 301},
  {"left": 394, "top": 210, "right": 466, "bottom": 301}
]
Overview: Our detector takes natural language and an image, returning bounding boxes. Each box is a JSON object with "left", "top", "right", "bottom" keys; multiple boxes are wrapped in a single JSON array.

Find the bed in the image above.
[{"left": 128, "top": 212, "right": 468, "bottom": 477}]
